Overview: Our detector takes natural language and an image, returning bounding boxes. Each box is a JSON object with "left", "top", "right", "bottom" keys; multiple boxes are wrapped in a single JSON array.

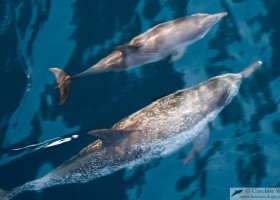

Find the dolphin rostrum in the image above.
[
  {"left": 50, "top": 12, "right": 227, "bottom": 105},
  {"left": 0, "top": 61, "right": 262, "bottom": 200}
]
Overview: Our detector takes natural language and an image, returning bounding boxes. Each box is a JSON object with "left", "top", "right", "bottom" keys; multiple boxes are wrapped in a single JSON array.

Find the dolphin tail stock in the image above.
[
  {"left": 49, "top": 68, "right": 71, "bottom": 105},
  {"left": 241, "top": 61, "right": 262, "bottom": 78},
  {"left": 0, "top": 188, "right": 10, "bottom": 200}
]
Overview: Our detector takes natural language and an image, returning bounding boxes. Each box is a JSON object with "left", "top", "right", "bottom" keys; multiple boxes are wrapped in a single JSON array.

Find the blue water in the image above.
[{"left": 0, "top": 0, "right": 280, "bottom": 199}]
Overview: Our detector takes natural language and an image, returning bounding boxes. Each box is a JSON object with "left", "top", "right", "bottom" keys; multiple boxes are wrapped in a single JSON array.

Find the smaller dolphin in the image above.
[
  {"left": 0, "top": 61, "right": 262, "bottom": 200},
  {"left": 50, "top": 12, "right": 227, "bottom": 105},
  {"left": 231, "top": 189, "right": 243, "bottom": 197}
]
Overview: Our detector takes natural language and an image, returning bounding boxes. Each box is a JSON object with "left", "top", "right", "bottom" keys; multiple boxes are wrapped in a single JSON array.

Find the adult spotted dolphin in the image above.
[
  {"left": 0, "top": 61, "right": 262, "bottom": 200},
  {"left": 50, "top": 12, "right": 227, "bottom": 105}
]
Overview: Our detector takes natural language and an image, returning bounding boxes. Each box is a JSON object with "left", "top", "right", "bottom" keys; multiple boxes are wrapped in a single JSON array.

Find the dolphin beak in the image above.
[
  {"left": 204, "top": 12, "right": 228, "bottom": 25},
  {"left": 213, "top": 12, "right": 228, "bottom": 20},
  {"left": 241, "top": 61, "right": 262, "bottom": 78}
]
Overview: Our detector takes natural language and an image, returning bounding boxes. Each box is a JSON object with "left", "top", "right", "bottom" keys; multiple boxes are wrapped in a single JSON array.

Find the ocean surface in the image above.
[{"left": 0, "top": 0, "right": 280, "bottom": 199}]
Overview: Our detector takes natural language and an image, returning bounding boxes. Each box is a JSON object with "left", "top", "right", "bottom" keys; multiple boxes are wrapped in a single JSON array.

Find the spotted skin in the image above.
[
  {"left": 1, "top": 61, "right": 262, "bottom": 200},
  {"left": 49, "top": 12, "right": 228, "bottom": 105}
]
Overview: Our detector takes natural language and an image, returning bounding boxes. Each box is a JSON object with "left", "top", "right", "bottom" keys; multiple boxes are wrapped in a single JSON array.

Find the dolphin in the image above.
[
  {"left": 0, "top": 61, "right": 262, "bottom": 200},
  {"left": 50, "top": 12, "right": 228, "bottom": 105},
  {"left": 231, "top": 189, "right": 243, "bottom": 197}
]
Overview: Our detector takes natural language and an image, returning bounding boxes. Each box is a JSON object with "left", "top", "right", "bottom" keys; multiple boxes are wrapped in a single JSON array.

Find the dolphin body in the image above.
[
  {"left": 0, "top": 61, "right": 262, "bottom": 200},
  {"left": 50, "top": 12, "right": 227, "bottom": 105}
]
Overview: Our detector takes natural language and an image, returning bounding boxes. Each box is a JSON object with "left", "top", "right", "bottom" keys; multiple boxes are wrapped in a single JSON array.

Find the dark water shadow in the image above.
[
  {"left": 0, "top": 0, "right": 28, "bottom": 151},
  {"left": 235, "top": 142, "right": 267, "bottom": 186},
  {"left": 0, "top": 0, "right": 54, "bottom": 161},
  {"left": 125, "top": 159, "right": 161, "bottom": 199},
  {"left": 176, "top": 141, "right": 223, "bottom": 198}
]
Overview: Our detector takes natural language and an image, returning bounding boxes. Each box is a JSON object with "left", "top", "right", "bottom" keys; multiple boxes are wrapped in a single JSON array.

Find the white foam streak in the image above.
[{"left": 11, "top": 135, "right": 79, "bottom": 151}]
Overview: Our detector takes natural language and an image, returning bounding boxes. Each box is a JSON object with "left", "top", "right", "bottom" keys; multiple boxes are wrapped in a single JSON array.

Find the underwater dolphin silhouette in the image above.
[
  {"left": 50, "top": 12, "right": 227, "bottom": 105},
  {"left": 0, "top": 61, "right": 262, "bottom": 200},
  {"left": 231, "top": 189, "right": 243, "bottom": 197}
]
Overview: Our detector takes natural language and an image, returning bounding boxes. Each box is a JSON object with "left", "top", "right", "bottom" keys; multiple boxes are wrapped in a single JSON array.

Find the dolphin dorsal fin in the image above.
[
  {"left": 87, "top": 129, "right": 134, "bottom": 144},
  {"left": 114, "top": 44, "right": 141, "bottom": 55},
  {"left": 168, "top": 46, "right": 187, "bottom": 63}
]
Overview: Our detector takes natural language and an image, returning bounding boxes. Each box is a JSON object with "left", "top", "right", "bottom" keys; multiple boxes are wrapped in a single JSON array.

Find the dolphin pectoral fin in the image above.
[
  {"left": 114, "top": 44, "right": 142, "bottom": 55},
  {"left": 168, "top": 47, "right": 187, "bottom": 63},
  {"left": 87, "top": 129, "right": 134, "bottom": 144},
  {"left": 183, "top": 126, "right": 210, "bottom": 165}
]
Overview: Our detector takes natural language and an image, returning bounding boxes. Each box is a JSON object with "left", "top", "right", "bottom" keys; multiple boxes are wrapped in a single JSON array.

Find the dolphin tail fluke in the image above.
[
  {"left": 49, "top": 68, "right": 71, "bottom": 105},
  {"left": 241, "top": 61, "right": 262, "bottom": 78}
]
